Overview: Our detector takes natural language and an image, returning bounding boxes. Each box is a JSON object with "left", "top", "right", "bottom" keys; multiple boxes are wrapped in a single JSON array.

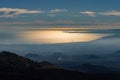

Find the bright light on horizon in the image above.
[{"left": 19, "top": 30, "right": 110, "bottom": 44}]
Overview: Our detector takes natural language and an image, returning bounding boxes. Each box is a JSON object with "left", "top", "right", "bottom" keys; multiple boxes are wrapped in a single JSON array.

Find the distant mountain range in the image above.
[
  {"left": 25, "top": 51, "right": 120, "bottom": 71},
  {"left": 0, "top": 51, "right": 120, "bottom": 80}
]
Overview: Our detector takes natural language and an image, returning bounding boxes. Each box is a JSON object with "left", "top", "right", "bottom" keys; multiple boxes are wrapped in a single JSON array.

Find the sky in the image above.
[
  {"left": 0, "top": 0, "right": 120, "bottom": 44},
  {"left": 0, "top": 0, "right": 120, "bottom": 28}
]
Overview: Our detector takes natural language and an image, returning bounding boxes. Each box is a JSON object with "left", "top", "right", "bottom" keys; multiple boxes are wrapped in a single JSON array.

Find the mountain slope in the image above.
[
  {"left": 0, "top": 51, "right": 84, "bottom": 80},
  {"left": 70, "top": 63, "right": 117, "bottom": 73},
  {"left": 0, "top": 51, "right": 120, "bottom": 80},
  {"left": 0, "top": 51, "right": 58, "bottom": 70}
]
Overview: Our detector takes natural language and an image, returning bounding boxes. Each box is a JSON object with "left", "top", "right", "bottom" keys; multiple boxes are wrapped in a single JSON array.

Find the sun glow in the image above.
[{"left": 19, "top": 29, "right": 109, "bottom": 44}]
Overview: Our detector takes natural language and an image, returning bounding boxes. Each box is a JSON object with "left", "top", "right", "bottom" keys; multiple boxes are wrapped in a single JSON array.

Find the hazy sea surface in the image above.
[{"left": 0, "top": 29, "right": 120, "bottom": 56}]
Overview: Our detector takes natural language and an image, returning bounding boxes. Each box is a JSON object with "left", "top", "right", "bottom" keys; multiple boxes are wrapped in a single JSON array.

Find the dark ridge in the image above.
[
  {"left": 0, "top": 51, "right": 58, "bottom": 71},
  {"left": 0, "top": 51, "right": 120, "bottom": 80}
]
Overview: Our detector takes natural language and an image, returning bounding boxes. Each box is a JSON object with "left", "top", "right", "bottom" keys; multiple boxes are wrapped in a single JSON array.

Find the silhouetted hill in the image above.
[
  {"left": 0, "top": 51, "right": 84, "bottom": 80},
  {"left": 0, "top": 51, "right": 120, "bottom": 80},
  {"left": 0, "top": 51, "right": 58, "bottom": 70},
  {"left": 72, "top": 63, "right": 117, "bottom": 73}
]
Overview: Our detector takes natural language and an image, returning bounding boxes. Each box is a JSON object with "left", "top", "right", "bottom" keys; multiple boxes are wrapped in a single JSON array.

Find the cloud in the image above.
[
  {"left": 99, "top": 10, "right": 120, "bottom": 16},
  {"left": 47, "top": 14, "right": 56, "bottom": 17},
  {"left": 1, "top": 20, "right": 120, "bottom": 29},
  {"left": 0, "top": 8, "right": 44, "bottom": 18},
  {"left": 50, "top": 9, "right": 68, "bottom": 13},
  {"left": 80, "top": 10, "right": 120, "bottom": 17},
  {"left": 80, "top": 11, "right": 95, "bottom": 16},
  {"left": 0, "top": 20, "right": 76, "bottom": 27}
]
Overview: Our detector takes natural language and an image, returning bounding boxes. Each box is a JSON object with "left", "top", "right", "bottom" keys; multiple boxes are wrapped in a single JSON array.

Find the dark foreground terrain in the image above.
[{"left": 0, "top": 51, "right": 120, "bottom": 80}]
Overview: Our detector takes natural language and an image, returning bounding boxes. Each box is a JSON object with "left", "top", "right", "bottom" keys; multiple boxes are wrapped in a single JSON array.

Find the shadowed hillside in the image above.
[{"left": 0, "top": 51, "right": 120, "bottom": 80}]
